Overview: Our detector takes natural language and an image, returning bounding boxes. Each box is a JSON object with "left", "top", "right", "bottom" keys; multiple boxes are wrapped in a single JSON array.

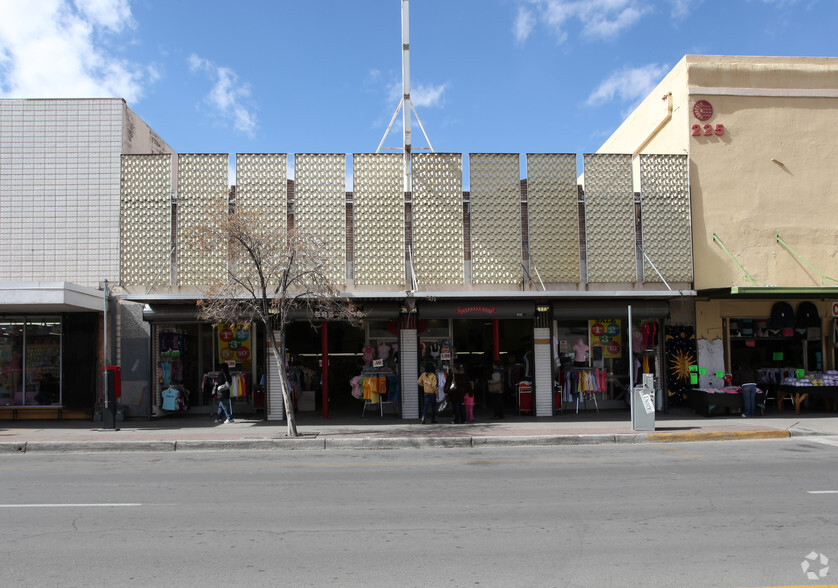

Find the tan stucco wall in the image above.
[
  {"left": 597, "top": 57, "right": 690, "bottom": 158},
  {"left": 690, "top": 92, "right": 838, "bottom": 289},
  {"left": 600, "top": 55, "right": 838, "bottom": 291}
]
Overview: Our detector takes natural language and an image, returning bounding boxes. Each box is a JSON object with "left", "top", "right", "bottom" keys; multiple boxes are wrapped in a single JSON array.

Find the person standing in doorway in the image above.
[
  {"left": 418, "top": 363, "right": 438, "bottom": 424},
  {"left": 447, "top": 365, "right": 467, "bottom": 424},
  {"left": 488, "top": 361, "right": 505, "bottom": 419},
  {"left": 215, "top": 364, "right": 234, "bottom": 424}
]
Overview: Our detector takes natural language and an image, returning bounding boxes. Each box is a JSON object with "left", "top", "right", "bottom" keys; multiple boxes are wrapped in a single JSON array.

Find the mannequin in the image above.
[{"left": 572, "top": 338, "right": 589, "bottom": 367}]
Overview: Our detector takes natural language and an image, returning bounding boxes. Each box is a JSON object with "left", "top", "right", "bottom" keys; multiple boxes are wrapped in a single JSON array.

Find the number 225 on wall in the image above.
[{"left": 692, "top": 123, "right": 725, "bottom": 136}]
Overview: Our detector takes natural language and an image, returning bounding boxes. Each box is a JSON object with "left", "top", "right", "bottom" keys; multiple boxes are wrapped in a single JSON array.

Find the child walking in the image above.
[{"left": 464, "top": 377, "right": 475, "bottom": 423}]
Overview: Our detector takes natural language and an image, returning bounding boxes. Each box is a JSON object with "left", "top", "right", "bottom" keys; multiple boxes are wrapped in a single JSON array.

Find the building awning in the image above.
[
  {"left": 0, "top": 282, "right": 105, "bottom": 313},
  {"left": 709, "top": 287, "right": 838, "bottom": 298}
]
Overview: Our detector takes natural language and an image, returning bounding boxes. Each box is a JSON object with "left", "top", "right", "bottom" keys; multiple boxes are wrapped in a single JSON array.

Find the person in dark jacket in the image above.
[{"left": 215, "top": 364, "right": 234, "bottom": 424}]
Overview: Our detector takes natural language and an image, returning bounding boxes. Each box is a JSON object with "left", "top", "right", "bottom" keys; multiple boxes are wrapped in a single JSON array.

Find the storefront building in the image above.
[
  {"left": 119, "top": 151, "right": 694, "bottom": 420},
  {"left": 0, "top": 99, "right": 173, "bottom": 419},
  {"left": 596, "top": 56, "right": 838, "bottom": 399}
]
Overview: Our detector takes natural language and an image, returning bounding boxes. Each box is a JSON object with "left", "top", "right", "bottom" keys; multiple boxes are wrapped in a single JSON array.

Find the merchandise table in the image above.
[
  {"left": 777, "top": 385, "right": 838, "bottom": 415},
  {"left": 688, "top": 387, "right": 765, "bottom": 417}
]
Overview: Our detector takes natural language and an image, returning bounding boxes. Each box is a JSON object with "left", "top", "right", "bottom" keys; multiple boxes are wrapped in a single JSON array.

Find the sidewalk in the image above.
[{"left": 2, "top": 407, "right": 837, "bottom": 453}]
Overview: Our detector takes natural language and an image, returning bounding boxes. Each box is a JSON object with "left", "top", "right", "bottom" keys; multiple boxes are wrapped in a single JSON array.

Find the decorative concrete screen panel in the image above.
[
  {"left": 120, "top": 154, "right": 172, "bottom": 285},
  {"left": 235, "top": 153, "right": 286, "bottom": 230},
  {"left": 176, "top": 154, "right": 228, "bottom": 285},
  {"left": 526, "top": 153, "right": 580, "bottom": 282},
  {"left": 412, "top": 153, "right": 464, "bottom": 284},
  {"left": 470, "top": 153, "right": 521, "bottom": 284},
  {"left": 353, "top": 153, "right": 404, "bottom": 286},
  {"left": 583, "top": 153, "right": 636, "bottom": 283},
  {"left": 294, "top": 154, "right": 346, "bottom": 285},
  {"left": 639, "top": 154, "right": 692, "bottom": 283}
]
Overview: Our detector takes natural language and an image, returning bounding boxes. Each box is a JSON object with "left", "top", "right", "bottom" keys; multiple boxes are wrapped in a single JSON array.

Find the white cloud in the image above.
[
  {"left": 0, "top": 0, "right": 152, "bottom": 102},
  {"left": 517, "top": 0, "right": 651, "bottom": 43},
  {"left": 586, "top": 63, "right": 670, "bottom": 107},
  {"left": 514, "top": 6, "right": 537, "bottom": 43},
  {"left": 668, "top": 0, "right": 694, "bottom": 19},
  {"left": 188, "top": 53, "right": 258, "bottom": 137},
  {"left": 387, "top": 79, "right": 448, "bottom": 108}
]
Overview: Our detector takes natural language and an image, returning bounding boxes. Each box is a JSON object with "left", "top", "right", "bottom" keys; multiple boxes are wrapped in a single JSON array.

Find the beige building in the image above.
[{"left": 598, "top": 55, "right": 838, "bottom": 391}]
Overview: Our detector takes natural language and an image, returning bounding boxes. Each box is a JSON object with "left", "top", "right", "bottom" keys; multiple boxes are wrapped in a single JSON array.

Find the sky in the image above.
[{"left": 0, "top": 0, "right": 836, "bottom": 180}]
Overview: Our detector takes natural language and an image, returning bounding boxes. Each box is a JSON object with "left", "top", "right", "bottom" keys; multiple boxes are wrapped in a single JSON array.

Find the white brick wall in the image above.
[{"left": 0, "top": 99, "right": 125, "bottom": 287}]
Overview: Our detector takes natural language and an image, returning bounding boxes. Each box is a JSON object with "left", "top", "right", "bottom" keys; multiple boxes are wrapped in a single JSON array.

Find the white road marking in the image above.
[
  {"left": 0, "top": 503, "right": 142, "bottom": 508},
  {"left": 807, "top": 491, "right": 838, "bottom": 494}
]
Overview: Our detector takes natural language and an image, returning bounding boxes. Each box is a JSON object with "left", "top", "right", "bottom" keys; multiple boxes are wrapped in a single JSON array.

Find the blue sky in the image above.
[{"left": 0, "top": 0, "right": 835, "bottom": 164}]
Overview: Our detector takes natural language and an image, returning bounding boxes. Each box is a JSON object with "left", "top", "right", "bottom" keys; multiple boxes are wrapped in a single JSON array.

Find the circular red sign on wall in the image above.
[{"left": 693, "top": 100, "right": 714, "bottom": 121}]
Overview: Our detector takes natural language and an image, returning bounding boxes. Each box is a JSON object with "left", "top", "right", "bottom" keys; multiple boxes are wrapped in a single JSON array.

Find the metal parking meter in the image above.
[{"left": 631, "top": 373, "right": 655, "bottom": 431}]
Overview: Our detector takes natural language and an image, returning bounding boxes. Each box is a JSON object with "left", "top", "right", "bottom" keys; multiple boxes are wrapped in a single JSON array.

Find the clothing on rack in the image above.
[
  {"left": 559, "top": 368, "right": 608, "bottom": 403},
  {"left": 352, "top": 369, "right": 399, "bottom": 404},
  {"left": 161, "top": 386, "right": 188, "bottom": 411}
]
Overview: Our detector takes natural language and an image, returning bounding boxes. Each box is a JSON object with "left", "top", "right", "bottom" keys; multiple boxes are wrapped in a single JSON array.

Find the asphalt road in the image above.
[{"left": 2, "top": 437, "right": 838, "bottom": 588}]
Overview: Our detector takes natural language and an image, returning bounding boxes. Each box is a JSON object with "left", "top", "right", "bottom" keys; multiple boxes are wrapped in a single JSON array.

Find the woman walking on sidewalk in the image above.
[{"left": 215, "top": 364, "right": 234, "bottom": 424}]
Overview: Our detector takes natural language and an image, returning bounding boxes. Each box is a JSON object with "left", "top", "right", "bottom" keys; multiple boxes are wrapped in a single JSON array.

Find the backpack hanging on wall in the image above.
[
  {"left": 769, "top": 301, "right": 795, "bottom": 336},
  {"left": 795, "top": 301, "right": 821, "bottom": 340}
]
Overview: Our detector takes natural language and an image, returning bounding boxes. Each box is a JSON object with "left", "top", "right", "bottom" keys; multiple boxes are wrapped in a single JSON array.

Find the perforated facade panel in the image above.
[
  {"left": 583, "top": 154, "right": 636, "bottom": 283},
  {"left": 526, "top": 153, "right": 580, "bottom": 282},
  {"left": 412, "top": 153, "right": 464, "bottom": 284},
  {"left": 176, "top": 154, "right": 228, "bottom": 285},
  {"left": 352, "top": 153, "right": 404, "bottom": 286},
  {"left": 120, "top": 154, "right": 172, "bottom": 285},
  {"left": 294, "top": 154, "right": 347, "bottom": 285},
  {"left": 639, "top": 154, "right": 692, "bottom": 283},
  {"left": 235, "top": 153, "right": 286, "bottom": 229},
  {"left": 469, "top": 153, "right": 521, "bottom": 284}
]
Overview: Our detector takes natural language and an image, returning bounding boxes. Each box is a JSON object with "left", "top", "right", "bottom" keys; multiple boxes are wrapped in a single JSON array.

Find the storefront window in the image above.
[
  {"left": 0, "top": 317, "right": 61, "bottom": 406},
  {"left": 25, "top": 318, "right": 61, "bottom": 406},
  {"left": 0, "top": 319, "right": 24, "bottom": 406},
  {"left": 554, "top": 319, "right": 651, "bottom": 407}
]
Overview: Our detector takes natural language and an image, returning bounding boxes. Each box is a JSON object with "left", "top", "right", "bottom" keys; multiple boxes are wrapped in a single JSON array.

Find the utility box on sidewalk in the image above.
[{"left": 631, "top": 374, "right": 655, "bottom": 431}]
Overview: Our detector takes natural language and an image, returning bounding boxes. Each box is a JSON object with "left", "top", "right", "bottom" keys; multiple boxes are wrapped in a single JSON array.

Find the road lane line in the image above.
[
  {"left": 0, "top": 503, "right": 142, "bottom": 508},
  {"left": 807, "top": 491, "right": 838, "bottom": 494}
]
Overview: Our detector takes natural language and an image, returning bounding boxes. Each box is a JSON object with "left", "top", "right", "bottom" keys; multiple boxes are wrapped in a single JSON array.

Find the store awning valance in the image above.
[{"left": 0, "top": 281, "right": 104, "bottom": 313}]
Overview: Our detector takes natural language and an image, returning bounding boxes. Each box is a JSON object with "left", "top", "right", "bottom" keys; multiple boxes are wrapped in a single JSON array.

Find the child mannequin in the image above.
[{"left": 573, "top": 337, "right": 589, "bottom": 367}]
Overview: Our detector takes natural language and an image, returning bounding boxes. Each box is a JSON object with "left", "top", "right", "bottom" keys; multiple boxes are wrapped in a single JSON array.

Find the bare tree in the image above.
[{"left": 191, "top": 207, "right": 362, "bottom": 437}]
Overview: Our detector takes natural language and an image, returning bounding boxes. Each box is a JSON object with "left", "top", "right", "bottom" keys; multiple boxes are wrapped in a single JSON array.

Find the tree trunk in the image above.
[{"left": 266, "top": 327, "right": 298, "bottom": 437}]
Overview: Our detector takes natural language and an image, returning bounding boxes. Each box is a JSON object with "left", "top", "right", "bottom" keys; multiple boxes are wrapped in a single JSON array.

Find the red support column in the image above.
[
  {"left": 493, "top": 319, "right": 500, "bottom": 361},
  {"left": 321, "top": 322, "right": 329, "bottom": 419}
]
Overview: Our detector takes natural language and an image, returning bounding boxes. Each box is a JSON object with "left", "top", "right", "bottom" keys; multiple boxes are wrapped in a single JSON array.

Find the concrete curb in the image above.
[
  {"left": 648, "top": 430, "right": 790, "bottom": 443},
  {"left": 0, "top": 442, "right": 26, "bottom": 453},
  {"left": 325, "top": 436, "right": 472, "bottom": 450},
  {"left": 0, "top": 428, "right": 806, "bottom": 453},
  {"left": 473, "top": 434, "right": 642, "bottom": 446},
  {"left": 23, "top": 441, "right": 177, "bottom": 453},
  {"left": 787, "top": 428, "right": 831, "bottom": 437}
]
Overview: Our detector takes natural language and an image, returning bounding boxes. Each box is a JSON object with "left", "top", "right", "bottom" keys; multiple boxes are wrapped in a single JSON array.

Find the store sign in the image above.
[
  {"left": 831, "top": 301, "right": 838, "bottom": 317},
  {"left": 418, "top": 301, "right": 535, "bottom": 319},
  {"left": 589, "top": 319, "right": 621, "bottom": 359},
  {"left": 218, "top": 323, "right": 252, "bottom": 367},
  {"left": 691, "top": 99, "right": 725, "bottom": 138}
]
